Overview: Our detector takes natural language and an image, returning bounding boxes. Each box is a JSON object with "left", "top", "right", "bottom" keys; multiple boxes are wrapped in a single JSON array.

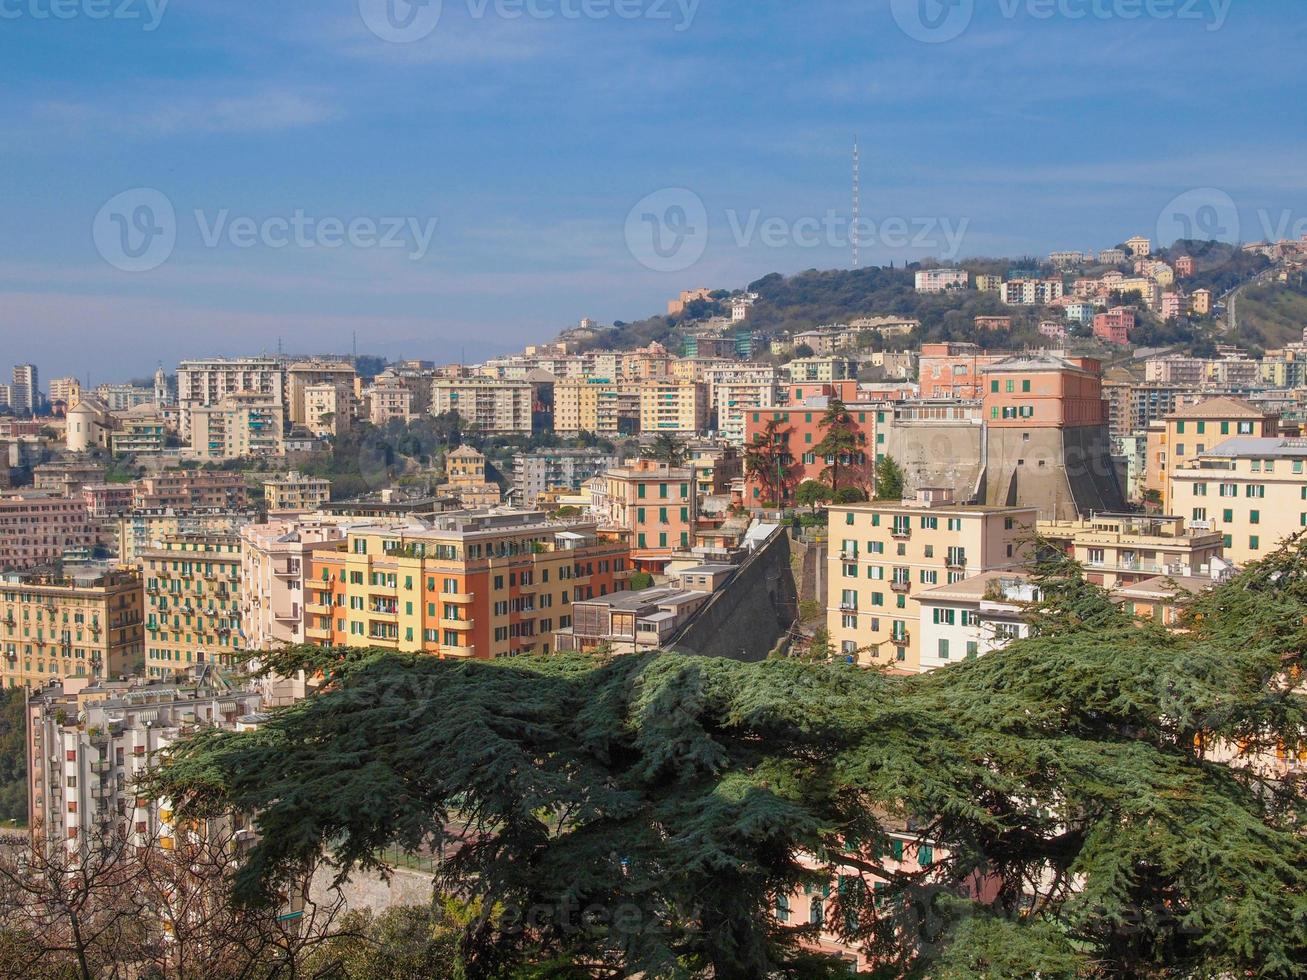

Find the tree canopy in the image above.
[{"left": 151, "top": 544, "right": 1307, "bottom": 978}]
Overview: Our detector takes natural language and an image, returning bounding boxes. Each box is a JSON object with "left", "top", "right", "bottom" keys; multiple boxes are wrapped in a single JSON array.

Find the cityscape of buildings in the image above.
[{"left": 5, "top": 229, "right": 1307, "bottom": 972}]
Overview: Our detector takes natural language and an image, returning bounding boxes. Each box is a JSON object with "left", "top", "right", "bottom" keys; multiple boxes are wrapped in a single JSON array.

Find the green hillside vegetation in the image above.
[
  {"left": 0, "top": 689, "right": 27, "bottom": 827},
  {"left": 1234, "top": 276, "right": 1307, "bottom": 350}
]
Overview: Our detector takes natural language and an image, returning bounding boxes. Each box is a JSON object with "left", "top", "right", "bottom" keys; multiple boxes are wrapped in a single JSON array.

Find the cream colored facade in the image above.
[
  {"left": 715, "top": 380, "right": 777, "bottom": 444},
  {"left": 438, "top": 446, "right": 502, "bottom": 508},
  {"left": 177, "top": 356, "right": 285, "bottom": 439},
  {"left": 1170, "top": 437, "right": 1307, "bottom": 565},
  {"left": 430, "top": 378, "right": 534, "bottom": 434},
  {"left": 553, "top": 380, "right": 639, "bottom": 436},
  {"left": 287, "top": 361, "right": 357, "bottom": 424},
  {"left": 827, "top": 490, "right": 1035, "bottom": 672},
  {"left": 303, "top": 382, "right": 354, "bottom": 437},
  {"left": 263, "top": 472, "right": 332, "bottom": 513},
  {"left": 367, "top": 378, "right": 415, "bottom": 426},
  {"left": 1037, "top": 514, "right": 1224, "bottom": 589},
  {"left": 1145, "top": 398, "right": 1277, "bottom": 511},
  {"left": 638, "top": 380, "right": 707, "bottom": 434},
  {"left": 240, "top": 518, "right": 348, "bottom": 650},
  {"left": 188, "top": 392, "right": 285, "bottom": 460}
]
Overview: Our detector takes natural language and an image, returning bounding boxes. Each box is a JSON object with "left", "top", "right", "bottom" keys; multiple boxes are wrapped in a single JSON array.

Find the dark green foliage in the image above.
[
  {"left": 872, "top": 456, "right": 904, "bottom": 502},
  {"left": 0, "top": 689, "right": 26, "bottom": 825},
  {"left": 152, "top": 546, "right": 1307, "bottom": 978}
]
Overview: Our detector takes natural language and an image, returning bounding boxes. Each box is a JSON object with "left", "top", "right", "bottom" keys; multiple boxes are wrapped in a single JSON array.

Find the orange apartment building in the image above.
[
  {"left": 588, "top": 459, "right": 698, "bottom": 571},
  {"left": 305, "top": 511, "right": 630, "bottom": 659},
  {"left": 918, "top": 343, "right": 1005, "bottom": 399},
  {"left": 742, "top": 403, "right": 879, "bottom": 506}
]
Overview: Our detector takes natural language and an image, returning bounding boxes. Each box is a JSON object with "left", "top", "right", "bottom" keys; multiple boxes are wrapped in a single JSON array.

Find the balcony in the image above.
[
  {"left": 305, "top": 623, "right": 332, "bottom": 641},
  {"left": 890, "top": 527, "right": 911, "bottom": 540},
  {"left": 441, "top": 592, "right": 475, "bottom": 604},
  {"left": 305, "top": 602, "right": 332, "bottom": 616},
  {"left": 441, "top": 643, "right": 476, "bottom": 658},
  {"left": 946, "top": 558, "right": 967, "bottom": 571},
  {"left": 839, "top": 602, "right": 859, "bottom": 613},
  {"left": 890, "top": 631, "right": 911, "bottom": 646},
  {"left": 890, "top": 580, "right": 911, "bottom": 594},
  {"left": 439, "top": 617, "right": 474, "bottom": 631}
]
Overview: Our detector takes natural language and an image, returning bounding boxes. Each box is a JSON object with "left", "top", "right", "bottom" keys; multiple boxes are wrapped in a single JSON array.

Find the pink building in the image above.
[
  {"left": 1093, "top": 307, "right": 1137, "bottom": 345},
  {"left": 1160, "top": 292, "right": 1184, "bottom": 320},
  {"left": 1175, "top": 255, "right": 1196, "bottom": 278},
  {"left": 1038, "top": 320, "right": 1068, "bottom": 341},
  {"left": 0, "top": 492, "right": 97, "bottom": 570}
]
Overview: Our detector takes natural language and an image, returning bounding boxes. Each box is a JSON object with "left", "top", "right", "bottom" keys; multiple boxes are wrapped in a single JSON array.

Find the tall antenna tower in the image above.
[{"left": 852, "top": 135, "right": 861, "bottom": 269}]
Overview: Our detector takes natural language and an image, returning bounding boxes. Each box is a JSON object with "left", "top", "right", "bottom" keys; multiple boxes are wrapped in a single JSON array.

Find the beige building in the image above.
[
  {"left": 48, "top": 377, "right": 82, "bottom": 409},
  {"left": 188, "top": 391, "right": 285, "bottom": 460},
  {"left": 140, "top": 534, "right": 243, "bottom": 677},
  {"left": 114, "top": 509, "right": 256, "bottom": 564},
  {"left": 1145, "top": 397, "right": 1278, "bottom": 511},
  {"left": 240, "top": 517, "right": 348, "bottom": 651},
  {"left": 438, "top": 445, "right": 502, "bottom": 508},
  {"left": 554, "top": 380, "right": 640, "bottom": 437},
  {"left": 0, "top": 492, "right": 97, "bottom": 571},
  {"left": 176, "top": 356, "right": 285, "bottom": 439},
  {"left": 916, "top": 571, "right": 1038, "bottom": 673},
  {"left": 1038, "top": 513, "right": 1225, "bottom": 589},
  {"left": 263, "top": 472, "right": 332, "bottom": 513},
  {"left": 430, "top": 378, "right": 534, "bottom": 434},
  {"left": 302, "top": 381, "right": 354, "bottom": 437},
  {"left": 366, "top": 376, "right": 415, "bottom": 426},
  {"left": 0, "top": 567, "right": 143, "bottom": 690},
  {"left": 638, "top": 380, "right": 707, "bottom": 435},
  {"left": 1170, "top": 436, "right": 1307, "bottom": 565},
  {"left": 827, "top": 489, "right": 1035, "bottom": 672},
  {"left": 287, "top": 360, "right": 356, "bottom": 424}
]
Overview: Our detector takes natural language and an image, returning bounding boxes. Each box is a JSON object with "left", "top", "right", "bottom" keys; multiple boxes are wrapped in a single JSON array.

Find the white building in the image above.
[
  {"left": 915, "top": 571, "right": 1039, "bottom": 673},
  {"left": 914, "top": 269, "right": 969, "bottom": 293}
]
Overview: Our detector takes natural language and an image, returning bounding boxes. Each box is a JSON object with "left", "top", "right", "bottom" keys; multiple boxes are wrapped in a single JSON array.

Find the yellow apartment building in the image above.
[
  {"left": 188, "top": 392, "right": 285, "bottom": 460},
  {"left": 140, "top": 534, "right": 243, "bottom": 677},
  {"left": 1145, "top": 397, "right": 1278, "bottom": 511},
  {"left": 1170, "top": 436, "right": 1307, "bottom": 565},
  {"left": 263, "top": 472, "right": 332, "bottom": 513},
  {"left": 0, "top": 568, "right": 143, "bottom": 689},
  {"left": 638, "top": 380, "right": 707, "bottom": 434},
  {"left": 827, "top": 489, "right": 1035, "bottom": 672}
]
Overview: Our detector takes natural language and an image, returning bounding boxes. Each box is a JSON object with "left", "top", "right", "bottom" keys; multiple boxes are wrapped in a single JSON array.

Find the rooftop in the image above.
[
  {"left": 1168, "top": 396, "right": 1268, "bottom": 420},
  {"left": 1197, "top": 437, "right": 1307, "bottom": 460}
]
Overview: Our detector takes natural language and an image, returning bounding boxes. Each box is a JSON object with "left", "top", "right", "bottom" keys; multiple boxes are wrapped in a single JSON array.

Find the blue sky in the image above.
[{"left": 1, "top": 0, "right": 1305, "bottom": 381}]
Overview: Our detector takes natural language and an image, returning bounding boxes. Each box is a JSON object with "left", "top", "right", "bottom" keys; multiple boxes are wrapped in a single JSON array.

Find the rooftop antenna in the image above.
[{"left": 852, "top": 135, "right": 861, "bottom": 270}]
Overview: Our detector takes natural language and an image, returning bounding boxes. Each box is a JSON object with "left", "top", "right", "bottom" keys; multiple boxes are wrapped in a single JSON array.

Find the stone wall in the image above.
[{"left": 669, "top": 528, "right": 797, "bottom": 662}]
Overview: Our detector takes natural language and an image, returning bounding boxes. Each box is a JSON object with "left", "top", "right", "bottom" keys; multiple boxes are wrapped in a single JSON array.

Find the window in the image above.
[
  {"left": 1223, "top": 509, "right": 1233, "bottom": 523},
  {"left": 1193, "top": 482, "right": 1207, "bottom": 496},
  {"left": 938, "top": 639, "right": 950, "bottom": 660},
  {"left": 776, "top": 895, "right": 790, "bottom": 923},
  {"left": 1250, "top": 536, "right": 1260, "bottom": 550},
  {"left": 1250, "top": 510, "right": 1260, "bottom": 525}
]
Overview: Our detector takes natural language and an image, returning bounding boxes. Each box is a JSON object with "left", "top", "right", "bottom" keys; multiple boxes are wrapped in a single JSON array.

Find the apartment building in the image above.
[
  {"left": 827, "top": 489, "right": 1035, "bottom": 672},
  {"left": 302, "top": 381, "right": 354, "bottom": 437},
  {"left": 589, "top": 459, "right": 698, "bottom": 570},
  {"left": 366, "top": 376, "right": 415, "bottom": 426},
  {"left": 286, "top": 360, "right": 357, "bottom": 424},
  {"left": 304, "top": 511, "right": 630, "bottom": 659},
  {"left": 1038, "top": 514, "right": 1224, "bottom": 589},
  {"left": 176, "top": 356, "right": 285, "bottom": 437},
  {"left": 553, "top": 380, "right": 640, "bottom": 437},
  {"left": 1125, "top": 236, "right": 1152, "bottom": 258},
  {"left": 714, "top": 379, "right": 778, "bottom": 444},
  {"left": 0, "top": 567, "right": 143, "bottom": 689},
  {"left": 914, "top": 268, "right": 969, "bottom": 293},
  {"left": 742, "top": 402, "right": 877, "bottom": 506},
  {"left": 133, "top": 470, "right": 249, "bottom": 511},
  {"left": 1145, "top": 397, "right": 1278, "bottom": 511},
  {"left": 430, "top": 378, "right": 535, "bottom": 434},
  {"left": 110, "top": 411, "right": 169, "bottom": 456},
  {"left": 114, "top": 508, "right": 257, "bottom": 564},
  {"left": 916, "top": 571, "right": 1038, "bottom": 673},
  {"left": 48, "top": 377, "right": 81, "bottom": 409},
  {"left": 638, "top": 380, "right": 707, "bottom": 434},
  {"left": 1170, "top": 437, "right": 1307, "bottom": 565},
  {"left": 80, "top": 484, "right": 135, "bottom": 519},
  {"left": 263, "top": 472, "right": 332, "bottom": 513},
  {"left": 554, "top": 586, "right": 709, "bottom": 654},
  {"left": 10, "top": 364, "right": 39, "bottom": 414},
  {"left": 784, "top": 357, "right": 854, "bottom": 383},
  {"left": 917, "top": 342, "right": 1004, "bottom": 399},
  {"left": 140, "top": 534, "right": 244, "bottom": 677},
  {"left": 438, "top": 445, "right": 501, "bottom": 508},
  {"left": 1192, "top": 288, "right": 1213, "bottom": 316},
  {"left": 512, "top": 450, "right": 620, "bottom": 507},
  {"left": 240, "top": 517, "right": 348, "bottom": 650},
  {"left": 33, "top": 460, "right": 106, "bottom": 496},
  {"left": 188, "top": 392, "right": 285, "bottom": 460},
  {"left": 1093, "top": 307, "right": 1136, "bottom": 345},
  {"left": 0, "top": 492, "right": 97, "bottom": 571},
  {"left": 27, "top": 675, "right": 261, "bottom": 855}
]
